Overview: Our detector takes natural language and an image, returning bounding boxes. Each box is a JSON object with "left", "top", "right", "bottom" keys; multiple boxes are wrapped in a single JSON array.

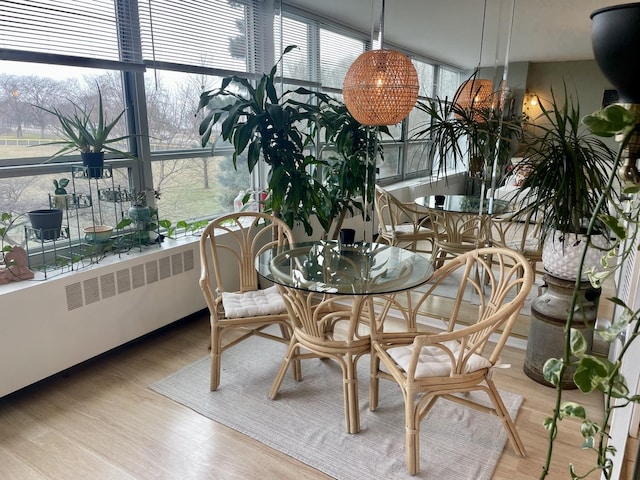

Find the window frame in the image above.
[{"left": 0, "top": 0, "right": 464, "bottom": 222}]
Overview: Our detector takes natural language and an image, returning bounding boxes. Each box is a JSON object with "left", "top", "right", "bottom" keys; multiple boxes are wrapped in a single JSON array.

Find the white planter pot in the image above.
[{"left": 542, "top": 231, "right": 610, "bottom": 281}]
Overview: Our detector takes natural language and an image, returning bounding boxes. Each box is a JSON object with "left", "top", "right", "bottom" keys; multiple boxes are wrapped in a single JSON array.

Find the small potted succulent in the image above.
[{"left": 52, "top": 177, "right": 74, "bottom": 209}]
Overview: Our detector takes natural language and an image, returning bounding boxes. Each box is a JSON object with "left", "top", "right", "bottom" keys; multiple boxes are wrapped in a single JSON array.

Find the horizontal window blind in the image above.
[
  {"left": 275, "top": 15, "right": 310, "bottom": 81},
  {"left": 319, "top": 28, "right": 363, "bottom": 90},
  {"left": 0, "top": 0, "right": 143, "bottom": 70},
  {"left": 414, "top": 59, "right": 435, "bottom": 98},
  {"left": 138, "top": 0, "right": 264, "bottom": 74}
]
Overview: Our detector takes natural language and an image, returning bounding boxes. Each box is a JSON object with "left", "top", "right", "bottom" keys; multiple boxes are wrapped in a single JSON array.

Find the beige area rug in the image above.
[{"left": 150, "top": 334, "right": 523, "bottom": 480}]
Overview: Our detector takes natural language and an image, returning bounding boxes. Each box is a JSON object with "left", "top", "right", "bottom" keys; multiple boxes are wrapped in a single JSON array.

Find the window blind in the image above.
[
  {"left": 138, "top": 0, "right": 266, "bottom": 74},
  {"left": 319, "top": 28, "right": 363, "bottom": 90},
  {"left": 275, "top": 15, "right": 310, "bottom": 81},
  {"left": 0, "top": 0, "right": 144, "bottom": 70}
]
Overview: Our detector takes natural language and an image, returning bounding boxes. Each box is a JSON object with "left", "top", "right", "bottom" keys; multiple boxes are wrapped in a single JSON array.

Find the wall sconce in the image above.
[
  {"left": 523, "top": 91, "right": 539, "bottom": 115},
  {"left": 524, "top": 91, "right": 537, "bottom": 106}
]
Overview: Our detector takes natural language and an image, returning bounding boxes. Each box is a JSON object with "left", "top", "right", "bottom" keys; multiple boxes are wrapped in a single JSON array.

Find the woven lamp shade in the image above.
[
  {"left": 454, "top": 78, "right": 494, "bottom": 120},
  {"left": 343, "top": 49, "right": 419, "bottom": 126}
]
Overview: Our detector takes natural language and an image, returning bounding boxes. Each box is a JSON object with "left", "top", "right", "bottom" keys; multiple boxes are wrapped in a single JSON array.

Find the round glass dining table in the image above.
[
  {"left": 415, "top": 194, "right": 511, "bottom": 215},
  {"left": 256, "top": 240, "right": 433, "bottom": 434},
  {"left": 256, "top": 240, "right": 433, "bottom": 295}
]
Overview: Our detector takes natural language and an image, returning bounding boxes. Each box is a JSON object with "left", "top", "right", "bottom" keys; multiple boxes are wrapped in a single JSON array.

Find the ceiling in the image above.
[{"left": 284, "top": 0, "right": 627, "bottom": 70}]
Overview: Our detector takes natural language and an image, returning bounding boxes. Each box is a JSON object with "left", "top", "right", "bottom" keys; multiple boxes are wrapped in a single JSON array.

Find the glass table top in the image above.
[
  {"left": 415, "top": 194, "right": 511, "bottom": 215},
  {"left": 256, "top": 240, "right": 434, "bottom": 295}
]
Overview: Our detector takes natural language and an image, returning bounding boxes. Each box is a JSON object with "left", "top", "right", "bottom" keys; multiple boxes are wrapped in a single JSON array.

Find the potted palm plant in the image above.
[
  {"left": 515, "top": 85, "right": 617, "bottom": 280},
  {"left": 37, "top": 87, "right": 136, "bottom": 178},
  {"left": 411, "top": 72, "right": 523, "bottom": 182},
  {"left": 516, "top": 85, "right": 619, "bottom": 389}
]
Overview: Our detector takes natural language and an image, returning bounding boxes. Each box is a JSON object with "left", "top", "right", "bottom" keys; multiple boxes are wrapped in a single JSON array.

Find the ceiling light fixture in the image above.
[
  {"left": 342, "top": 0, "right": 419, "bottom": 126},
  {"left": 454, "top": 78, "right": 495, "bottom": 119}
]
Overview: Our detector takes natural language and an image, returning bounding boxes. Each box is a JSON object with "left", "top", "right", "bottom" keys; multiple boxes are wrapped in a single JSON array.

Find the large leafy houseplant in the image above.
[
  {"left": 311, "top": 93, "right": 390, "bottom": 239},
  {"left": 198, "top": 46, "right": 326, "bottom": 236},
  {"left": 515, "top": 86, "right": 618, "bottom": 280},
  {"left": 539, "top": 103, "right": 640, "bottom": 480}
]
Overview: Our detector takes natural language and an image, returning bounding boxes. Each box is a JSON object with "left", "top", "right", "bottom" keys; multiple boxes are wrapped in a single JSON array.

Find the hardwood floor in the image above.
[{"left": 0, "top": 310, "right": 604, "bottom": 480}]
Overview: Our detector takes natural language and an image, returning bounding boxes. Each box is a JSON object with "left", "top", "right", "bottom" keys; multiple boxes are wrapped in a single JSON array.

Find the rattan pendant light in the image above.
[
  {"left": 343, "top": 0, "right": 419, "bottom": 126},
  {"left": 454, "top": 78, "right": 494, "bottom": 118}
]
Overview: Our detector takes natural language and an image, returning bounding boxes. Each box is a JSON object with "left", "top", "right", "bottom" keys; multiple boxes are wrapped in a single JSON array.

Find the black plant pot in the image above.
[
  {"left": 81, "top": 152, "right": 105, "bottom": 178},
  {"left": 28, "top": 209, "right": 63, "bottom": 241},
  {"left": 339, "top": 228, "right": 356, "bottom": 246},
  {"left": 591, "top": 3, "right": 640, "bottom": 104}
]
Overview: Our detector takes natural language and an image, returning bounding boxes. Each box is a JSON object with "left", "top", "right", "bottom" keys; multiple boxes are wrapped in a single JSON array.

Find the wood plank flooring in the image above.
[{"left": 0, "top": 310, "right": 605, "bottom": 480}]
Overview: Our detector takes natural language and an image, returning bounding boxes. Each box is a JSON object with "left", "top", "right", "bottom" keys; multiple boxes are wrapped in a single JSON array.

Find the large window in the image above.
[{"left": 0, "top": 0, "right": 461, "bottom": 239}]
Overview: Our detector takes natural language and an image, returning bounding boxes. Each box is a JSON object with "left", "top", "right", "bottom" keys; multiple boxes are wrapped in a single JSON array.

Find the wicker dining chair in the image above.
[
  {"left": 426, "top": 207, "right": 487, "bottom": 268},
  {"left": 370, "top": 247, "right": 534, "bottom": 475},
  {"left": 492, "top": 207, "right": 544, "bottom": 276},
  {"left": 374, "top": 185, "right": 435, "bottom": 257},
  {"left": 199, "top": 212, "right": 299, "bottom": 391},
  {"left": 269, "top": 291, "right": 373, "bottom": 434}
]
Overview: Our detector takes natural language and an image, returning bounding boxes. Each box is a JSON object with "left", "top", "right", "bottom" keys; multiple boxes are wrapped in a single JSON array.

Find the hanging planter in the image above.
[{"left": 591, "top": 3, "right": 640, "bottom": 104}]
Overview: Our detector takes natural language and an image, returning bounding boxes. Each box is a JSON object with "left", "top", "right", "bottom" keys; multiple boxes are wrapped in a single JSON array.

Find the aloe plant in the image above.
[{"left": 37, "top": 86, "right": 136, "bottom": 159}]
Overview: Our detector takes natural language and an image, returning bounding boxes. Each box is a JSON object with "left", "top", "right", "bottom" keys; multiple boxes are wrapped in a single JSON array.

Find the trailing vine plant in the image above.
[{"left": 540, "top": 104, "right": 640, "bottom": 479}]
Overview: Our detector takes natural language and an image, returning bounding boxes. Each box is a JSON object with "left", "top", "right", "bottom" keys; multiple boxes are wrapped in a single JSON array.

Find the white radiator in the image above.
[{"left": 0, "top": 238, "right": 206, "bottom": 398}]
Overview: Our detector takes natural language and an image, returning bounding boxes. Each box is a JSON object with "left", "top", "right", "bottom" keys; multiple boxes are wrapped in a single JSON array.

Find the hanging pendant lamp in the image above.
[
  {"left": 454, "top": 77, "right": 494, "bottom": 119},
  {"left": 343, "top": 0, "right": 419, "bottom": 126}
]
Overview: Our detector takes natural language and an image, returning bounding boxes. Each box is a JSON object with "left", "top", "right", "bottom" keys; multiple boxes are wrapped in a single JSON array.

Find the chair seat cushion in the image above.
[
  {"left": 385, "top": 224, "right": 431, "bottom": 235},
  {"left": 221, "top": 285, "right": 286, "bottom": 318},
  {"left": 387, "top": 340, "right": 491, "bottom": 377}
]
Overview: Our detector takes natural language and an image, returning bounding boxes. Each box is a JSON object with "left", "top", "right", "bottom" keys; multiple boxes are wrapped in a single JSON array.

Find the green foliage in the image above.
[
  {"left": 538, "top": 101, "right": 640, "bottom": 480},
  {"left": 559, "top": 402, "right": 587, "bottom": 420},
  {"left": 573, "top": 355, "right": 614, "bottom": 394},
  {"left": 411, "top": 72, "right": 523, "bottom": 179},
  {"left": 542, "top": 357, "right": 564, "bottom": 387},
  {"left": 310, "top": 92, "right": 390, "bottom": 237},
  {"left": 582, "top": 104, "right": 637, "bottom": 138},
  {"left": 158, "top": 218, "right": 208, "bottom": 239},
  {"left": 53, "top": 178, "right": 69, "bottom": 194},
  {"left": 517, "top": 85, "right": 617, "bottom": 241},
  {"left": 36, "top": 86, "right": 137, "bottom": 159},
  {"left": 0, "top": 212, "right": 17, "bottom": 255},
  {"left": 198, "top": 46, "right": 326, "bottom": 235}
]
